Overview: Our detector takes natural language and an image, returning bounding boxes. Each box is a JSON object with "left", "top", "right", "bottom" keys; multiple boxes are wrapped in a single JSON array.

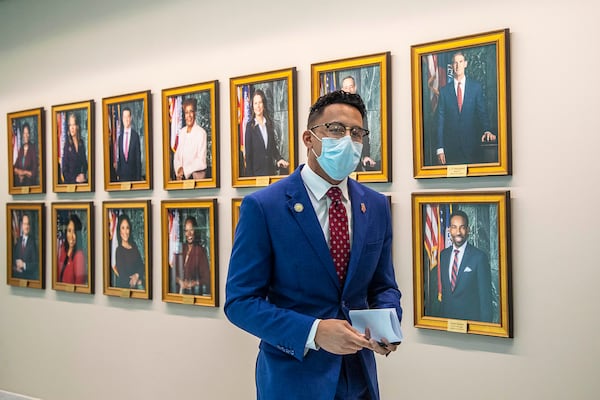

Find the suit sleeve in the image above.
[
  {"left": 134, "top": 131, "right": 142, "bottom": 181},
  {"left": 225, "top": 195, "right": 315, "bottom": 361},
  {"left": 477, "top": 250, "right": 493, "bottom": 322},
  {"left": 474, "top": 84, "right": 493, "bottom": 134},
  {"left": 366, "top": 196, "right": 402, "bottom": 322},
  {"left": 436, "top": 87, "right": 448, "bottom": 151}
]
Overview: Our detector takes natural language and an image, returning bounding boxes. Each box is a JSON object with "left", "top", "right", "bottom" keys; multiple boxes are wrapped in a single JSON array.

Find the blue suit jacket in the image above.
[
  {"left": 440, "top": 243, "right": 493, "bottom": 322},
  {"left": 225, "top": 165, "right": 401, "bottom": 400},
  {"left": 436, "top": 78, "right": 492, "bottom": 164}
]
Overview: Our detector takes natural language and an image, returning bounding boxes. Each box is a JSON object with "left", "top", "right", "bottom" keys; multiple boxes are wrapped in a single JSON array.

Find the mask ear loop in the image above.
[{"left": 309, "top": 129, "right": 322, "bottom": 158}]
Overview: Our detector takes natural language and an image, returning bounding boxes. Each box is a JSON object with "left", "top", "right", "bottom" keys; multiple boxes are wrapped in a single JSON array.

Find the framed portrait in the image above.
[
  {"left": 7, "top": 107, "right": 45, "bottom": 194},
  {"left": 411, "top": 29, "right": 511, "bottom": 178},
  {"left": 102, "top": 90, "right": 152, "bottom": 191},
  {"left": 230, "top": 68, "right": 297, "bottom": 187},
  {"left": 102, "top": 200, "right": 152, "bottom": 299},
  {"left": 51, "top": 202, "right": 94, "bottom": 294},
  {"left": 52, "top": 100, "right": 94, "bottom": 193},
  {"left": 231, "top": 198, "right": 242, "bottom": 241},
  {"left": 161, "top": 199, "right": 219, "bottom": 307},
  {"left": 161, "top": 81, "right": 219, "bottom": 190},
  {"left": 411, "top": 191, "right": 512, "bottom": 337},
  {"left": 6, "top": 203, "right": 45, "bottom": 289},
  {"left": 311, "top": 52, "right": 391, "bottom": 183}
]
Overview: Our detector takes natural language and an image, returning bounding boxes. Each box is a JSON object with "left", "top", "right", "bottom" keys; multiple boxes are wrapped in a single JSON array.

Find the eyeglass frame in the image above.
[{"left": 309, "top": 122, "right": 369, "bottom": 141}]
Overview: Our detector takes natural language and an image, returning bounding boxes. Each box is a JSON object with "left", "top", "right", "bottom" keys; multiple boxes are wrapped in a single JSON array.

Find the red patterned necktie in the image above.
[
  {"left": 326, "top": 187, "right": 350, "bottom": 284},
  {"left": 451, "top": 249, "right": 459, "bottom": 291},
  {"left": 457, "top": 82, "right": 463, "bottom": 112}
]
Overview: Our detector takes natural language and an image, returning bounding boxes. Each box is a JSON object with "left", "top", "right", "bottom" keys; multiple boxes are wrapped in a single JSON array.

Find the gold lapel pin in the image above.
[{"left": 294, "top": 203, "right": 304, "bottom": 213}]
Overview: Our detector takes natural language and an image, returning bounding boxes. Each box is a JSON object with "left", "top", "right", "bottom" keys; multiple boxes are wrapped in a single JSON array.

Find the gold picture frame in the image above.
[
  {"left": 412, "top": 191, "right": 512, "bottom": 337},
  {"left": 6, "top": 202, "right": 45, "bottom": 289},
  {"left": 411, "top": 29, "right": 511, "bottom": 178},
  {"left": 102, "top": 200, "right": 152, "bottom": 299},
  {"left": 7, "top": 107, "right": 45, "bottom": 195},
  {"left": 231, "top": 198, "right": 242, "bottom": 241},
  {"left": 102, "top": 90, "right": 152, "bottom": 191},
  {"left": 51, "top": 202, "right": 94, "bottom": 294},
  {"left": 161, "top": 199, "right": 219, "bottom": 307},
  {"left": 311, "top": 52, "right": 391, "bottom": 183},
  {"left": 51, "top": 100, "right": 94, "bottom": 193},
  {"left": 230, "top": 68, "right": 297, "bottom": 187},
  {"left": 161, "top": 81, "right": 219, "bottom": 190}
]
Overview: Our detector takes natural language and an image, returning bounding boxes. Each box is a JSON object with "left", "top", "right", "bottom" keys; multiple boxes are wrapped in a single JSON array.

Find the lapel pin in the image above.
[
  {"left": 361, "top": 203, "right": 366, "bottom": 213},
  {"left": 294, "top": 203, "right": 304, "bottom": 213}
]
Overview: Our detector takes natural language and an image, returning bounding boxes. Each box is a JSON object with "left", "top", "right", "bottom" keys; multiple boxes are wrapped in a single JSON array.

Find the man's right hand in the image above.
[
  {"left": 315, "top": 319, "right": 371, "bottom": 355},
  {"left": 437, "top": 152, "right": 447, "bottom": 165}
]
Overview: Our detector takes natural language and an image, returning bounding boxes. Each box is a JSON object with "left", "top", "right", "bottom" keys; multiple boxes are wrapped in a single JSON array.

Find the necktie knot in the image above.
[{"left": 326, "top": 187, "right": 342, "bottom": 202}]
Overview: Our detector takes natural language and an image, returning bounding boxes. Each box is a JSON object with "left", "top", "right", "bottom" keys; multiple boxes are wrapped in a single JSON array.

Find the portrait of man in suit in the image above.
[
  {"left": 435, "top": 50, "right": 497, "bottom": 165},
  {"left": 341, "top": 75, "right": 377, "bottom": 172},
  {"left": 439, "top": 210, "right": 493, "bottom": 322},
  {"left": 226, "top": 90, "right": 401, "bottom": 400},
  {"left": 116, "top": 107, "right": 142, "bottom": 182},
  {"left": 12, "top": 213, "right": 39, "bottom": 281}
]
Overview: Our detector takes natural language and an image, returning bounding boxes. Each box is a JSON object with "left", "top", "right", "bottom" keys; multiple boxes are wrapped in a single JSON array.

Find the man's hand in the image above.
[
  {"left": 362, "top": 156, "right": 376, "bottom": 168},
  {"left": 276, "top": 159, "right": 289, "bottom": 169},
  {"left": 481, "top": 131, "right": 496, "bottom": 142},
  {"left": 365, "top": 328, "right": 399, "bottom": 357},
  {"left": 437, "top": 152, "right": 447, "bottom": 165},
  {"left": 315, "top": 319, "right": 371, "bottom": 355}
]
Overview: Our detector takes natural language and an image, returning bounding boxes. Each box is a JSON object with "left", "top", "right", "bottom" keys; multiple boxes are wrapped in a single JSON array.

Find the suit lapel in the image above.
[{"left": 284, "top": 169, "right": 341, "bottom": 291}]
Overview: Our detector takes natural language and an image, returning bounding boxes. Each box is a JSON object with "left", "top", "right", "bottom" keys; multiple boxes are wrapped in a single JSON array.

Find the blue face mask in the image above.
[{"left": 310, "top": 131, "right": 363, "bottom": 181}]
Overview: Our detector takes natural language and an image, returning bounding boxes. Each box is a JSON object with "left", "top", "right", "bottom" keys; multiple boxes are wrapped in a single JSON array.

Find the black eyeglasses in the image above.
[{"left": 309, "top": 122, "right": 369, "bottom": 140}]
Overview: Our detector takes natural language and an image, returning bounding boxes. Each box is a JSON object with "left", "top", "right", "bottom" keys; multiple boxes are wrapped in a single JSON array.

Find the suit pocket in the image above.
[{"left": 364, "top": 240, "right": 383, "bottom": 255}]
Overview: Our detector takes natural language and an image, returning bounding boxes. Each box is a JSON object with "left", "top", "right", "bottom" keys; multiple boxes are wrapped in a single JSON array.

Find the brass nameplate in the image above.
[
  {"left": 183, "top": 180, "right": 195, "bottom": 189},
  {"left": 21, "top": 187, "right": 30, "bottom": 194},
  {"left": 19, "top": 279, "right": 28, "bottom": 287},
  {"left": 447, "top": 319, "right": 468, "bottom": 333},
  {"left": 66, "top": 284, "right": 75, "bottom": 292},
  {"left": 447, "top": 165, "right": 468, "bottom": 177},
  {"left": 256, "top": 177, "right": 270, "bottom": 186},
  {"left": 120, "top": 289, "right": 131, "bottom": 298},
  {"left": 120, "top": 182, "right": 132, "bottom": 191},
  {"left": 67, "top": 184, "right": 76, "bottom": 193},
  {"left": 182, "top": 296, "right": 195, "bottom": 305}
]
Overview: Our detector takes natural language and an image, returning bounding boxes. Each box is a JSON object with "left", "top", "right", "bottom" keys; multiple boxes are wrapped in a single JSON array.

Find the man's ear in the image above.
[{"left": 302, "top": 130, "right": 313, "bottom": 148}]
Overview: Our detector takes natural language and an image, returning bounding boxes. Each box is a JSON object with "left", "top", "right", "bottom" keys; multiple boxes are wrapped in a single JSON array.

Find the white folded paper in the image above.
[{"left": 349, "top": 308, "right": 403, "bottom": 344}]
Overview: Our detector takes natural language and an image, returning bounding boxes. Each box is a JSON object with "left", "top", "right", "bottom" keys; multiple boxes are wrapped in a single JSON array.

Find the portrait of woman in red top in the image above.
[{"left": 58, "top": 214, "right": 87, "bottom": 285}]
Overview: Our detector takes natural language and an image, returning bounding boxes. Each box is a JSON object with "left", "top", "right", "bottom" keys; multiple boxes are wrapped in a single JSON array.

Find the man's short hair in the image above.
[
  {"left": 450, "top": 210, "right": 469, "bottom": 227},
  {"left": 307, "top": 90, "right": 366, "bottom": 127}
]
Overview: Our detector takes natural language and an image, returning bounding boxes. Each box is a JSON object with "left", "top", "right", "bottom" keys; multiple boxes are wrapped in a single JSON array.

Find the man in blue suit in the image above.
[
  {"left": 116, "top": 107, "right": 142, "bottom": 182},
  {"left": 436, "top": 51, "right": 496, "bottom": 165},
  {"left": 439, "top": 210, "right": 493, "bottom": 322},
  {"left": 225, "top": 90, "right": 402, "bottom": 400}
]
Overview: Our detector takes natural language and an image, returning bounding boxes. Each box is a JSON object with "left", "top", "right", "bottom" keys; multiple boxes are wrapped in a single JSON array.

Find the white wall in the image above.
[{"left": 1, "top": 0, "right": 599, "bottom": 399}]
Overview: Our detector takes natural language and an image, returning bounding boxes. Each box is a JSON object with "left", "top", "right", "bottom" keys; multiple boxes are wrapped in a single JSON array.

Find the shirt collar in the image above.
[
  {"left": 454, "top": 76, "right": 466, "bottom": 88},
  {"left": 300, "top": 163, "right": 349, "bottom": 202}
]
